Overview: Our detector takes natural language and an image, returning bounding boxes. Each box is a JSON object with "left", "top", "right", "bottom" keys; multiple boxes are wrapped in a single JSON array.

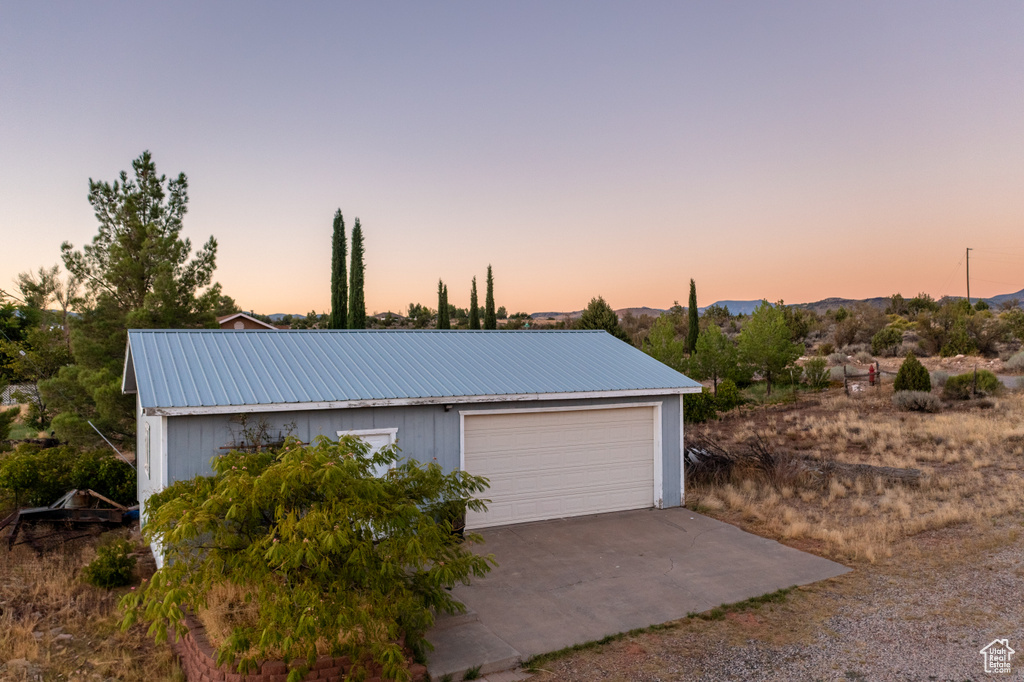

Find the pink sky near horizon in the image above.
[{"left": 2, "top": 3, "right": 1022, "bottom": 316}]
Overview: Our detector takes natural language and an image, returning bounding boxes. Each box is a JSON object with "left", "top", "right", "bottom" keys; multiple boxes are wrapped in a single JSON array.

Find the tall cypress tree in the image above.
[
  {"left": 437, "top": 279, "right": 450, "bottom": 330},
  {"left": 442, "top": 284, "right": 450, "bottom": 329},
  {"left": 484, "top": 265, "right": 496, "bottom": 330},
  {"left": 347, "top": 218, "right": 365, "bottom": 329},
  {"left": 328, "top": 209, "right": 347, "bottom": 329},
  {"left": 468, "top": 277, "right": 480, "bottom": 330},
  {"left": 686, "top": 278, "right": 699, "bottom": 354}
]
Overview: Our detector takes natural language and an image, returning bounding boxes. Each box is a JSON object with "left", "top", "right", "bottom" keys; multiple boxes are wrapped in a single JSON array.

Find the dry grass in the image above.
[
  {"left": 688, "top": 387, "right": 1024, "bottom": 564},
  {"left": 0, "top": 528, "right": 182, "bottom": 681}
]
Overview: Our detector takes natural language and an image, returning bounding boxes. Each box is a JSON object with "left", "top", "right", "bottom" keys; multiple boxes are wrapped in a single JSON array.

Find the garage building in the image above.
[{"left": 122, "top": 329, "right": 702, "bottom": 531}]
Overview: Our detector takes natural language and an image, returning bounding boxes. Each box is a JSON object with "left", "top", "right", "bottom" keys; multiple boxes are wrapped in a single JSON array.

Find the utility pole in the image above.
[{"left": 966, "top": 247, "right": 972, "bottom": 306}]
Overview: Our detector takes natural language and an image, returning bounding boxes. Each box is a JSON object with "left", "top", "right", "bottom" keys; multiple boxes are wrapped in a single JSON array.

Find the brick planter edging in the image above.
[{"left": 172, "top": 614, "right": 427, "bottom": 682}]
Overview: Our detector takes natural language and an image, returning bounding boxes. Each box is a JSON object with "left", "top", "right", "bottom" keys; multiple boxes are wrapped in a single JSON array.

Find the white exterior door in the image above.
[
  {"left": 337, "top": 428, "right": 398, "bottom": 477},
  {"left": 462, "top": 405, "right": 659, "bottom": 529}
]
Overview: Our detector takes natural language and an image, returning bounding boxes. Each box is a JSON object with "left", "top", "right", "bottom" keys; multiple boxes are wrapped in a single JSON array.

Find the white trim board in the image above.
[{"left": 143, "top": 387, "right": 702, "bottom": 416}]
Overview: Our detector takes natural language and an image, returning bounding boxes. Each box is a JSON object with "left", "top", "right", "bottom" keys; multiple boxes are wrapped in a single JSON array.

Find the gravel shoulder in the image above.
[{"left": 528, "top": 515, "right": 1024, "bottom": 681}]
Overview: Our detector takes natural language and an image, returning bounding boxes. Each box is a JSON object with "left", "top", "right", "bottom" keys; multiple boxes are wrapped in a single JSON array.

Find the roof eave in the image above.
[{"left": 142, "top": 385, "right": 704, "bottom": 416}]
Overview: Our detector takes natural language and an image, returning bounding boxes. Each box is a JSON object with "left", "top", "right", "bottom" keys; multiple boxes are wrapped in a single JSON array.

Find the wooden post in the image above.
[{"left": 844, "top": 365, "right": 849, "bottom": 396}]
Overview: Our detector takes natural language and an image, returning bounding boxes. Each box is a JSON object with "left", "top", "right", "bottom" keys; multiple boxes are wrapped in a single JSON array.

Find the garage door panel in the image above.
[
  {"left": 467, "top": 440, "right": 653, "bottom": 476},
  {"left": 464, "top": 406, "right": 658, "bottom": 529},
  {"left": 483, "top": 462, "right": 654, "bottom": 498}
]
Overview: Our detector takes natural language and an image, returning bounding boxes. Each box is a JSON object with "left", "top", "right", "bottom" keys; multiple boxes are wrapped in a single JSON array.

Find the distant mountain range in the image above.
[
  {"left": 261, "top": 288, "right": 1024, "bottom": 324},
  {"left": 530, "top": 287, "right": 1024, "bottom": 320}
]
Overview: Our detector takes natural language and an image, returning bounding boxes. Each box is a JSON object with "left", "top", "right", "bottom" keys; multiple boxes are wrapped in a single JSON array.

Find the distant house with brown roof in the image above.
[{"left": 216, "top": 313, "right": 278, "bottom": 330}]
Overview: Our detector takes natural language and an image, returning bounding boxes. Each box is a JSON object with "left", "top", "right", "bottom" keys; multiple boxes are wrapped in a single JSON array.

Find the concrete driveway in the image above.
[{"left": 426, "top": 507, "right": 850, "bottom": 679}]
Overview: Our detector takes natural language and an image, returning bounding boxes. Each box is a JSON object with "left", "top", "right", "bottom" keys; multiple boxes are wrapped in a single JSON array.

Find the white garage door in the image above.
[{"left": 463, "top": 405, "right": 658, "bottom": 529}]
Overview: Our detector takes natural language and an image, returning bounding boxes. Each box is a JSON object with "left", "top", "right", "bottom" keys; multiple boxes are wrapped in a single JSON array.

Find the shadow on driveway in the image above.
[{"left": 426, "top": 507, "right": 850, "bottom": 679}]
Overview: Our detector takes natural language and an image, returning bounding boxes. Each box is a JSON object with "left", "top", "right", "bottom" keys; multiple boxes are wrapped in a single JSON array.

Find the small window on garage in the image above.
[{"left": 337, "top": 428, "right": 398, "bottom": 477}]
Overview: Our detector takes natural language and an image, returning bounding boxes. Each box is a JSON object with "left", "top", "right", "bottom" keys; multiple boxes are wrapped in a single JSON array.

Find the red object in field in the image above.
[{"left": 869, "top": 364, "right": 876, "bottom": 386}]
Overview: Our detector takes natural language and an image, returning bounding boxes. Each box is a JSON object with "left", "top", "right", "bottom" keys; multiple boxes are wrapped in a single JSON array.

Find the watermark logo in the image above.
[{"left": 980, "top": 639, "right": 1014, "bottom": 674}]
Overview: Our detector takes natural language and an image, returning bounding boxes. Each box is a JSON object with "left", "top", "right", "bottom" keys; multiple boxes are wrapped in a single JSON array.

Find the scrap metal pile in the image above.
[{"left": 0, "top": 489, "right": 139, "bottom": 551}]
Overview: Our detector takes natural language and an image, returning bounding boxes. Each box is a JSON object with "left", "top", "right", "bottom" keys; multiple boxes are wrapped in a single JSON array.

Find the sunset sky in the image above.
[{"left": 2, "top": 2, "right": 1022, "bottom": 316}]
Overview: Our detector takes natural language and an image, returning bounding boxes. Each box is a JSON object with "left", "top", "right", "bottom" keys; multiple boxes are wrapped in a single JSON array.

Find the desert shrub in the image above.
[
  {"left": 931, "top": 370, "right": 949, "bottom": 387},
  {"left": 803, "top": 357, "right": 830, "bottom": 389},
  {"left": 827, "top": 352, "right": 847, "bottom": 366},
  {"left": 829, "top": 365, "right": 848, "bottom": 382},
  {"left": 871, "top": 326, "right": 903, "bottom": 357},
  {"left": 121, "top": 436, "right": 494, "bottom": 681},
  {"left": 715, "top": 379, "right": 743, "bottom": 411},
  {"left": 893, "top": 353, "right": 931, "bottom": 393},
  {"left": 817, "top": 342, "right": 835, "bottom": 357},
  {"left": 684, "top": 390, "right": 719, "bottom": 424},
  {"left": 942, "top": 370, "right": 1002, "bottom": 400},
  {"left": 82, "top": 538, "right": 137, "bottom": 588},
  {"left": 854, "top": 350, "right": 875, "bottom": 364},
  {"left": 1005, "top": 350, "right": 1024, "bottom": 371},
  {"left": 940, "top": 319, "right": 976, "bottom": 357},
  {"left": 892, "top": 391, "right": 941, "bottom": 413}
]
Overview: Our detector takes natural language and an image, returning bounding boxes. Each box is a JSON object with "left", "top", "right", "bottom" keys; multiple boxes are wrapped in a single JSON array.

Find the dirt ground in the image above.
[{"left": 0, "top": 527, "right": 181, "bottom": 682}]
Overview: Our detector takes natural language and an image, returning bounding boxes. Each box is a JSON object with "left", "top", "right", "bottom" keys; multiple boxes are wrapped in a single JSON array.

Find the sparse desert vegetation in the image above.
[
  {"left": 0, "top": 530, "right": 181, "bottom": 681},
  {"left": 687, "top": 386, "right": 1024, "bottom": 563}
]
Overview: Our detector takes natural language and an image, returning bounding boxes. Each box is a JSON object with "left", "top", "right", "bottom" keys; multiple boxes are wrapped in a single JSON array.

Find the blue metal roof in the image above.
[{"left": 124, "top": 329, "right": 702, "bottom": 410}]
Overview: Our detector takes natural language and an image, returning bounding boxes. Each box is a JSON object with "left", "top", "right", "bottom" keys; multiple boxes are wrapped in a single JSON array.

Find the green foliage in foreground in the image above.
[
  {"left": 893, "top": 353, "right": 931, "bottom": 393},
  {"left": 121, "top": 436, "right": 495, "bottom": 682},
  {"left": 82, "top": 538, "right": 137, "bottom": 588}
]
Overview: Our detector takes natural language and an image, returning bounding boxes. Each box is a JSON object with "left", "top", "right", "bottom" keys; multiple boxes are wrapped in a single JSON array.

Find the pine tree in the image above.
[
  {"left": 577, "top": 296, "right": 629, "bottom": 342},
  {"left": 484, "top": 265, "right": 496, "bottom": 330},
  {"left": 347, "top": 218, "right": 365, "bottom": 329},
  {"left": 893, "top": 352, "right": 931, "bottom": 392},
  {"left": 686, "top": 278, "right": 699, "bottom": 354},
  {"left": 468, "top": 277, "right": 480, "bottom": 330},
  {"left": 328, "top": 210, "right": 347, "bottom": 329}
]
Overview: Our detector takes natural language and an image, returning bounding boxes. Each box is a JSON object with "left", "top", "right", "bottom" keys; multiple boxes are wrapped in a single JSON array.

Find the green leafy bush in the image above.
[
  {"left": 940, "top": 319, "right": 976, "bottom": 357},
  {"left": 0, "top": 443, "right": 135, "bottom": 507},
  {"left": 892, "top": 391, "right": 941, "bottom": 413},
  {"left": 942, "top": 370, "right": 1002, "bottom": 400},
  {"left": 871, "top": 325, "right": 903, "bottom": 357},
  {"left": 893, "top": 353, "right": 931, "bottom": 393},
  {"left": 121, "top": 436, "right": 495, "bottom": 682},
  {"left": 684, "top": 390, "right": 719, "bottom": 424},
  {"left": 714, "top": 379, "right": 743, "bottom": 412},
  {"left": 70, "top": 450, "right": 136, "bottom": 504},
  {"left": 82, "top": 539, "right": 137, "bottom": 588}
]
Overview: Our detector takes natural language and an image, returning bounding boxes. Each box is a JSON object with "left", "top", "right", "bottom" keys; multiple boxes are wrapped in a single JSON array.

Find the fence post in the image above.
[{"left": 844, "top": 365, "right": 849, "bottom": 396}]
